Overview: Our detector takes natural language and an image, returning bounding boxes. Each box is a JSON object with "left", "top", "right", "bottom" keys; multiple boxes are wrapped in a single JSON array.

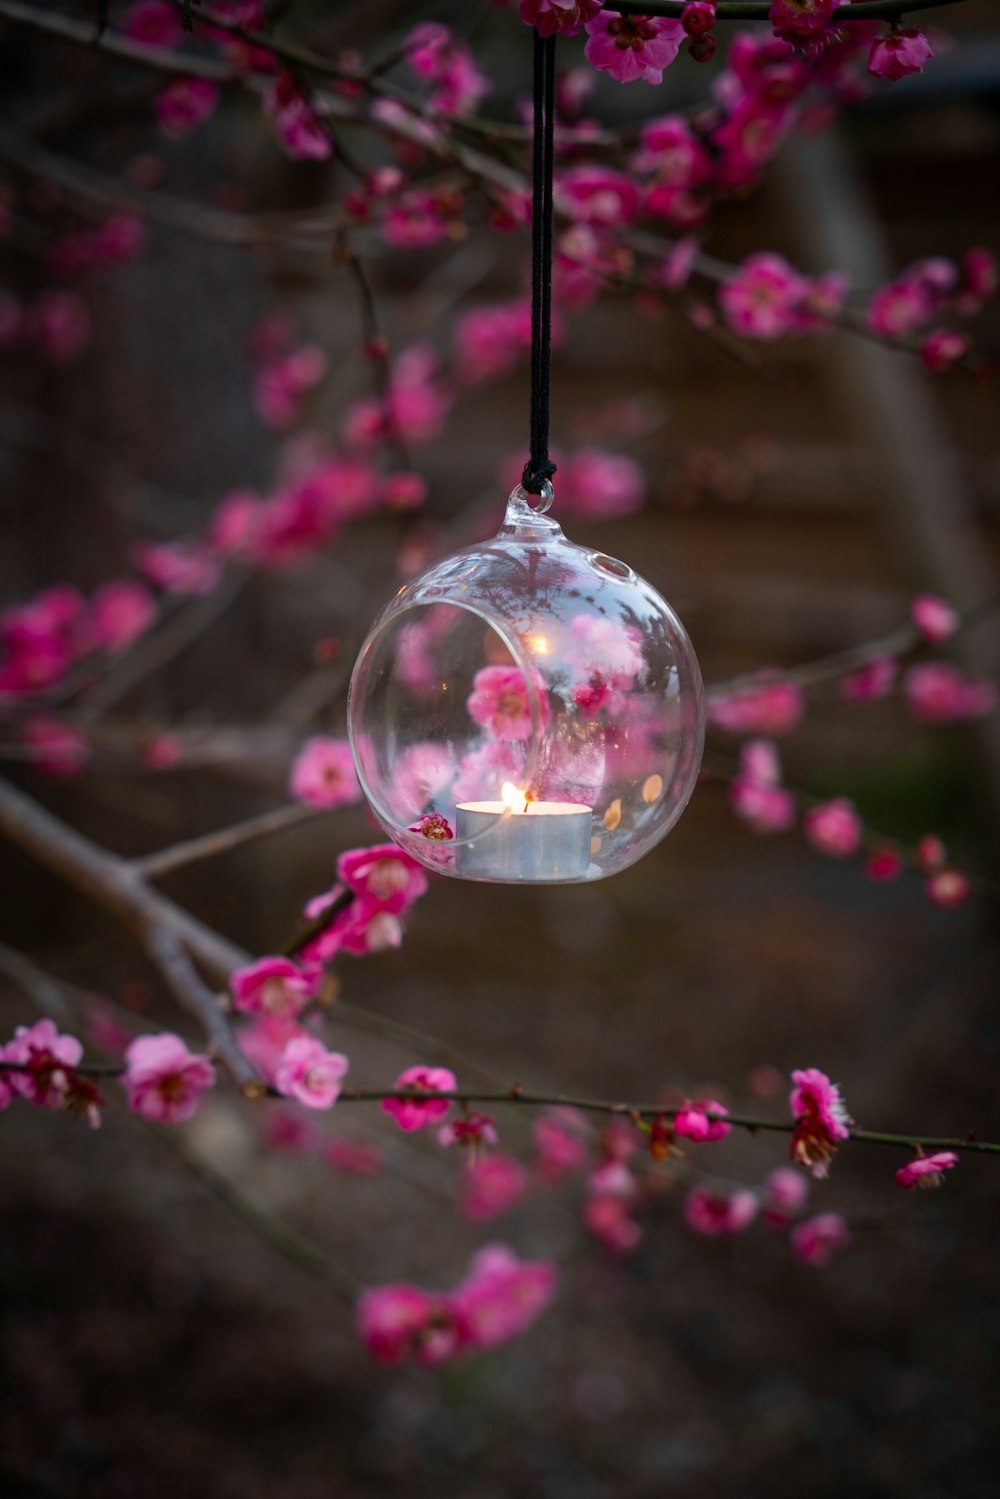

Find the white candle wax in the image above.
[{"left": 455, "top": 799, "right": 592, "bottom": 882}]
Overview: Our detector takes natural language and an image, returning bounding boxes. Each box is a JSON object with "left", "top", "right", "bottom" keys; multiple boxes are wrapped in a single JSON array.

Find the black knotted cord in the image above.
[{"left": 521, "top": 31, "right": 558, "bottom": 498}]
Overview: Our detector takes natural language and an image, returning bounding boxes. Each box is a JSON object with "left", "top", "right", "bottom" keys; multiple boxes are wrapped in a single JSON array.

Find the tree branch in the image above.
[
  {"left": 132, "top": 803, "right": 323, "bottom": 880},
  {"left": 607, "top": 0, "right": 966, "bottom": 18}
]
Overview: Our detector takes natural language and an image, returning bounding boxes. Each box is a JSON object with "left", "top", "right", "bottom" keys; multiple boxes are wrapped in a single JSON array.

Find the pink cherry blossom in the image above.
[
  {"left": 962, "top": 246, "right": 997, "bottom": 305},
  {"left": 122, "top": 1032, "right": 215, "bottom": 1124},
  {"left": 682, "top": 2, "right": 716, "bottom": 37},
  {"left": 18, "top": 714, "right": 85, "bottom": 778},
  {"left": 519, "top": 0, "right": 603, "bottom": 38},
  {"left": 265, "top": 76, "right": 331, "bottom": 160},
  {"left": 323, "top": 1138, "right": 383, "bottom": 1176},
  {"left": 451, "top": 1244, "right": 558, "bottom": 1350},
  {"left": 254, "top": 345, "right": 327, "bottom": 429},
  {"left": 867, "top": 278, "right": 934, "bottom": 338},
  {"left": 558, "top": 448, "right": 647, "bottom": 519},
  {"left": 896, "top": 1150, "right": 959, "bottom": 1189},
  {"left": 709, "top": 675, "right": 804, "bottom": 734},
  {"left": 455, "top": 301, "right": 533, "bottom": 383},
  {"left": 461, "top": 1153, "right": 527, "bottom": 1221},
  {"left": 674, "top": 1098, "right": 732, "bottom": 1143},
  {"left": 903, "top": 662, "right": 997, "bottom": 724},
  {"left": 395, "top": 741, "right": 455, "bottom": 816},
  {"left": 120, "top": 0, "right": 182, "bottom": 47},
  {"left": 840, "top": 657, "right": 897, "bottom": 701},
  {"left": 382, "top": 1065, "right": 456, "bottom": 1131},
  {"left": 790, "top": 1211, "right": 850, "bottom": 1266},
  {"left": 155, "top": 78, "right": 219, "bottom": 136},
  {"left": 789, "top": 1067, "right": 851, "bottom": 1177},
  {"left": 467, "top": 664, "right": 544, "bottom": 741},
  {"left": 911, "top": 594, "right": 959, "bottom": 643},
  {"left": 5, "top": 1019, "right": 83, "bottom": 1108},
  {"left": 926, "top": 868, "right": 970, "bottom": 909},
  {"left": 804, "top": 798, "right": 863, "bottom": 858},
  {"left": 275, "top": 1035, "right": 349, "bottom": 1109},
  {"left": 534, "top": 1110, "right": 589, "bottom": 1180},
  {"left": 583, "top": 1191, "right": 642, "bottom": 1253},
  {"left": 381, "top": 193, "right": 451, "bottom": 250},
  {"left": 868, "top": 28, "right": 933, "bottom": 82},
  {"left": 261, "top": 1107, "right": 316, "bottom": 1155},
  {"left": 132, "top": 539, "right": 220, "bottom": 596},
  {"left": 661, "top": 235, "right": 700, "bottom": 292},
  {"left": 866, "top": 848, "right": 903, "bottom": 881},
  {"left": 634, "top": 116, "right": 712, "bottom": 189},
  {"left": 0, "top": 1047, "right": 14, "bottom": 1111},
  {"left": 916, "top": 834, "right": 946, "bottom": 871},
  {"left": 238, "top": 1013, "right": 303, "bottom": 1084},
  {"left": 439, "top": 1110, "right": 498, "bottom": 1149},
  {"left": 32, "top": 289, "right": 91, "bottom": 365},
  {"left": 762, "top": 1166, "right": 809, "bottom": 1227},
  {"left": 584, "top": 13, "right": 685, "bottom": 85},
  {"left": 357, "top": 1284, "right": 444, "bottom": 1366},
  {"left": 684, "top": 1185, "right": 758, "bottom": 1236},
  {"left": 920, "top": 328, "right": 971, "bottom": 372},
  {"left": 336, "top": 845, "right": 428, "bottom": 911},
  {"left": 289, "top": 737, "right": 360, "bottom": 809},
  {"left": 768, "top": 0, "right": 834, "bottom": 39},
  {"left": 453, "top": 740, "right": 527, "bottom": 805},
  {"left": 90, "top": 580, "right": 157, "bottom": 651},
  {"left": 231, "top": 956, "right": 319, "bottom": 1019},
  {"left": 558, "top": 165, "right": 639, "bottom": 227},
  {"left": 729, "top": 759, "right": 796, "bottom": 835},
  {"left": 404, "top": 23, "right": 490, "bottom": 115},
  {"left": 720, "top": 253, "right": 810, "bottom": 340},
  {"left": 299, "top": 894, "right": 406, "bottom": 963}
]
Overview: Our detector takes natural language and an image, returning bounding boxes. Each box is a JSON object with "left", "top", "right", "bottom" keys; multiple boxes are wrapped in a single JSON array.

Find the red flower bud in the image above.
[{"left": 688, "top": 32, "right": 716, "bottom": 62}]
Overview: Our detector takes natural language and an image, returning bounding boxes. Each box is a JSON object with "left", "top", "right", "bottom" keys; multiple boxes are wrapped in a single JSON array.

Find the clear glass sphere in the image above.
[{"left": 348, "top": 487, "right": 704, "bottom": 883}]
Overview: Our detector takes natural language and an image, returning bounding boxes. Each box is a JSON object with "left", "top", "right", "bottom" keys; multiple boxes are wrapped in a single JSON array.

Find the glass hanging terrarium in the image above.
[{"left": 347, "top": 484, "right": 704, "bottom": 883}]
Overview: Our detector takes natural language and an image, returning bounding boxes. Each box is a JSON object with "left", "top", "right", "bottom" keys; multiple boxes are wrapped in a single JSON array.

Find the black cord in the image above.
[{"left": 521, "top": 32, "right": 557, "bottom": 499}]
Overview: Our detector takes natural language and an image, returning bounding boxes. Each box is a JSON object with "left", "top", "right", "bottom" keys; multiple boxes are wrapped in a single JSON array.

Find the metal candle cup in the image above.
[{"left": 455, "top": 799, "right": 592, "bottom": 882}]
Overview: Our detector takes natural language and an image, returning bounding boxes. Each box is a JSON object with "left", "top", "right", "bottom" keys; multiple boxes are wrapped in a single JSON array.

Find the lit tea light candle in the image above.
[{"left": 455, "top": 781, "right": 591, "bottom": 882}]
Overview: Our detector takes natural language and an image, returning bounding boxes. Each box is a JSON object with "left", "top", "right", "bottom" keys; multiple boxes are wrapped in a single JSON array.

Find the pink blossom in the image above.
[
  {"left": 143, "top": 733, "right": 183, "bottom": 770},
  {"left": 583, "top": 1192, "right": 642, "bottom": 1253},
  {"left": 840, "top": 657, "right": 897, "bottom": 701},
  {"left": 762, "top": 1166, "right": 809, "bottom": 1227},
  {"left": 382, "top": 194, "right": 450, "bottom": 250},
  {"left": 919, "top": 329, "right": 970, "bottom": 372},
  {"left": 789, "top": 1066, "right": 851, "bottom": 1177},
  {"left": 910, "top": 594, "right": 958, "bottom": 644},
  {"left": 903, "top": 662, "right": 997, "bottom": 724},
  {"left": 720, "top": 253, "right": 810, "bottom": 340},
  {"left": 534, "top": 1111, "right": 589, "bottom": 1180},
  {"left": 451, "top": 1244, "right": 558, "bottom": 1350},
  {"left": 867, "top": 28, "right": 933, "bottom": 82},
  {"left": 120, "top": 0, "right": 182, "bottom": 47},
  {"left": 558, "top": 166, "right": 639, "bottom": 227},
  {"left": 804, "top": 797, "right": 863, "bottom": 858},
  {"left": 794, "top": 270, "right": 850, "bottom": 331},
  {"left": 790, "top": 1211, "right": 850, "bottom": 1266},
  {"left": 404, "top": 23, "right": 490, "bottom": 115},
  {"left": 395, "top": 742, "right": 455, "bottom": 816},
  {"left": 5, "top": 1019, "right": 83, "bottom": 1109},
  {"left": 866, "top": 849, "right": 903, "bottom": 881},
  {"left": 567, "top": 614, "right": 644, "bottom": 698},
  {"left": 661, "top": 235, "right": 700, "bottom": 292},
  {"left": 867, "top": 279, "right": 934, "bottom": 338},
  {"left": 0, "top": 1047, "right": 13, "bottom": 1112},
  {"left": 467, "top": 664, "right": 544, "bottom": 741},
  {"left": 896, "top": 1150, "right": 959, "bottom": 1190},
  {"left": 709, "top": 675, "right": 804, "bottom": 734},
  {"left": 49, "top": 213, "right": 146, "bottom": 276},
  {"left": 453, "top": 740, "right": 527, "bottom": 805},
  {"left": 962, "top": 246, "right": 997, "bottom": 304},
  {"left": 289, "top": 737, "right": 360, "bottom": 809},
  {"left": 461, "top": 1153, "right": 527, "bottom": 1221},
  {"left": 684, "top": 1185, "right": 758, "bottom": 1236},
  {"left": 357, "top": 1284, "right": 445, "bottom": 1366},
  {"left": 22, "top": 716, "right": 87, "bottom": 779},
  {"left": 265, "top": 76, "right": 331, "bottom": 160},
  {"left": 337, "top": 844, "right": 428, "bottom": 911},
  {"left": 32, "top": 290, "right": 91, "bottom": 365},
  {"left": 635, "top": 116, "right": 712, "bottom": 190},
  {"left": 768, "top": 0, "right": 834, "bottom": 39},
  {"left": 122, "top": 1032, "right": 215, "bottom": 1124},
  {"left": 254, "top": 345, "right": 327, "bottom": 429},
  {"left": 381, "top": 471, "right": 427, "bottom": 511},
  {"left": 231, "top": 956, "right": 319, "bottom": 1019},
  {"left": 210, "top": 490, "right": 263, "bottom": 558},
  {"left": 382, "top": 1065, "right": 456, "bottom": 1131},
  {"left": 712, "top": 99, "right": 795, "bottom": 189},
  {"left": 439, "top": 1110, "right": 498, "bottom": 1149},
  {"left": 300, "top": 896, "right": 406, "bottom": 962},
  {"left": 261, "top": 1107, "right": 316, "bottom": 1154},
  {"left": 238, "top": 1013, "right": 303, "bottom": 1084},
  {"left": 132, "top": 539, "right": 220, "bottom": 596},
  {"left": 682, "top": 2, "right": 717, "bottom": 37},
  {"left": 558, "top": 448, "right": 647, "bottom": 519},
  {"left": 729, "top": 755, "right": 796, "bottom": 834},
  {"left": 91, "top": 580, "right": 157, "bottom": 651},
  {"left": 916, "top": 833, "right": 946, "bottom": 871},
  {"left": 583, "top": 13, "right": 685, "bottom": 85},
  {"left": 455, "top": 301, "right": 532, "bottom": 383},
  {"left": 519, "top": 0, "right": 603, "bottom": 38},
  {"left": 275, "top": 1035, "right": 349, "bottom": 1109},
  {"left": 155, "top": 78, "right": 219, "bottom": 136},
  {"left": 674, "top": 1098, "right": 732, "bottom": 1143},
  {"left": 926, "top": 868, "right": 970, "bottom": 909}
]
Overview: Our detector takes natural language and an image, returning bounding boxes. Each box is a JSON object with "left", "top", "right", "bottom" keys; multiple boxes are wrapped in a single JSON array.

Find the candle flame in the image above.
[{"left": 500, "top": 781, "right": 529, "bottom": 814}]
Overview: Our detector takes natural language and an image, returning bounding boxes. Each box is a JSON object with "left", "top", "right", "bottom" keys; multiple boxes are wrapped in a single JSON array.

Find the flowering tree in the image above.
[{"left": 0, "top": 0, "right": 998, "bottom": 1403}]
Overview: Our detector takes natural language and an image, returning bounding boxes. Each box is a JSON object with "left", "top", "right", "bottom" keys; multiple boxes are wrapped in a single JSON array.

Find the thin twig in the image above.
[{"left": 133, "top": 803, "right": 323, "bottom": 880}]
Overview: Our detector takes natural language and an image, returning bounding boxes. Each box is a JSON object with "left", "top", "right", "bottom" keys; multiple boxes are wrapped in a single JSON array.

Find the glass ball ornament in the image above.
[{"left": 348, "top": 485, "right": 704, "bottom": 883}]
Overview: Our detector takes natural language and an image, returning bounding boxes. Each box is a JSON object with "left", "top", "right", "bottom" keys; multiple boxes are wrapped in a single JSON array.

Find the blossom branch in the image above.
[
  {"left": 131, "top": 802, "right": 322, "bottom": 880},
  {"left": 0, "top": 776, "right": 257, "bottom": 1087}
]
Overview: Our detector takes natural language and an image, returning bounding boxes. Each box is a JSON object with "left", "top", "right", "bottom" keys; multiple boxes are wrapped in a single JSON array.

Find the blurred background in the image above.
[{"left": 1, "top": 2, "right": 1000, "bottom": 1495}]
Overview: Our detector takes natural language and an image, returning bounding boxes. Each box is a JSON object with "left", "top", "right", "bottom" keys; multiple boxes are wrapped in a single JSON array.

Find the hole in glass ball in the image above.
[{"left": 589, "top": 552, "right": 634, "bottom": 582}]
